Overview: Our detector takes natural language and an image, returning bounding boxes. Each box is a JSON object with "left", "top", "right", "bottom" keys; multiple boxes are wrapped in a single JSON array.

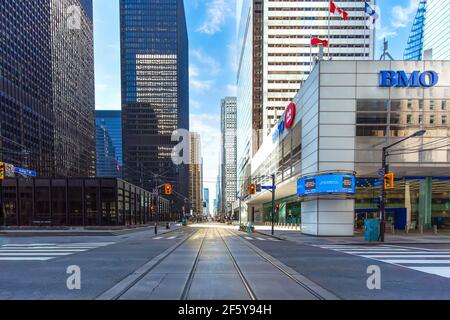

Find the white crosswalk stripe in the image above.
[
  {"left": 315, "top": 244, "right": 450, "bottom": 279},
  {"left": 242, "top": 236, "right": 280, "bottom": 242},
  {"left": 0, "top": 242, "right": 114, "bottom": 262}
]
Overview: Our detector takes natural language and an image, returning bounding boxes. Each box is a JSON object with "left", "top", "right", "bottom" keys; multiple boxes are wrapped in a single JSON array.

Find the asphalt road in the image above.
[{"left": 1, "top": 223, "right": 450, "bottom": 300}]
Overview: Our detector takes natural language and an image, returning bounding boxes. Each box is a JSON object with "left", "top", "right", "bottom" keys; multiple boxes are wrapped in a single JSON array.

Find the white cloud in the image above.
[
  {"left": 191, "top": 79, "right": 214, "bottom": 91},
  {"left": 191, "top": 49, "right": 221, "bottom": 75},
  {"left": 391, "top": 0, "right": 420, "bottom": 28},
  {"left": 225, "top": 84, "right": 237, "bottom": 96},
  {"left": 197, "top": 0, "right": 233, "bottom": 35}
]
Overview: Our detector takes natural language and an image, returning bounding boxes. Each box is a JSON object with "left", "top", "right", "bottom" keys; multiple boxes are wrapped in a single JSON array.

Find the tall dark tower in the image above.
[{"left": 120, "top": 0, "right": 190, "bottom": 212}]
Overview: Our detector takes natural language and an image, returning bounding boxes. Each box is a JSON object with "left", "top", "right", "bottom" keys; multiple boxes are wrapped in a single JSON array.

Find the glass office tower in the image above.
[
  {"left": 120, "top": 0, "right": 189, "bottom": 212},
  {"left": 51, "top": 0, "right": 96, "bottom": 177},
  {"left": 0, "top": 0, "right": 55, "bottom": 176},
  {"left": 96, "top": 110, "right": 123, "bottom": 177},
  {"left": 404, "top": 0, "right": 450, "bottom": 60}
]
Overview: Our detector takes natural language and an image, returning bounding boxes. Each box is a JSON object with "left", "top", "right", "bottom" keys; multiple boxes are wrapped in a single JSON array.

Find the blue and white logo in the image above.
[{"left": 379, "top": 70, "right": 439, "bottom": 88}]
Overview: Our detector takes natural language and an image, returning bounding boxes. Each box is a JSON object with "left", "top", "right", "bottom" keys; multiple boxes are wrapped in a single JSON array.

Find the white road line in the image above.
[
  {"left": 153, "top": 237, "right": 162, "bottom": 240},
  {"left": 409, "top": 267, "right": 450, "bottom": 278},
  {"left": 0, "top": 257, "right": 53, "bottom": 261},
  {"left": 1, "top": 246, "right": 99, "bottom": 250},
  {"left": 256, "top": 237, "right": 267, "bottom": 241},
  {"left": 378, "top": 259, "right": 450, "bottom": 264},
  {"left": 166, "top": 236, "right": 176, "bottom": 240},
  {"left": 0, "top": 249, "right": 85, "bottom": 252},
  {"left": 0, "top": 253, "right": 73, "bottom": 256},
  {"left": 245, "top": 236, "right": 254, "bottom": 240},
  {"left": 361, "top": 255, "right": 450, "bottom": 258}
]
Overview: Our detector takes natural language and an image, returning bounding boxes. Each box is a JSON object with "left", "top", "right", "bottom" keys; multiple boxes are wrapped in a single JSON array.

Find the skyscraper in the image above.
[
  {"left": 221, "top": 97, "right": 238, "bottom": 216},
  {"left": 203, "top": 188, "right": 210, "bottom": 216},
  {"left": 404, "top": 0, "right": 449, "bottom": 60},
  {"left": 237, "top": 0, "right": 375, "bottom": 193},
  {"left": 0, "top": 0, "right": 95, "bottom": 177},
  {"left": 96, "top": 110, "right": 123, "bottom": 177},
  {"left": 120, "top": 0, "right": 189, "bottom": 211},
  {"left": 189, "top": 133, "right": 203, "bottom": 217},
  {"left": 51, "top": 0, "right": 96, "bottom": 177}
]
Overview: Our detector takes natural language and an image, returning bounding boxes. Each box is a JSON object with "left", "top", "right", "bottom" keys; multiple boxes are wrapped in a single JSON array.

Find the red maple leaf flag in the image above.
[
  {"left": 311, "top": 37, "right": 329, "bottom": 47},
  {"left": 330, "top": 1, "right": 348, "bottom": 20}
]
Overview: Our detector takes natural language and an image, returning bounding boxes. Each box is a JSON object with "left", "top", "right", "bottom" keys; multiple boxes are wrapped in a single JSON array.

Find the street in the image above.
[{"left": 1, "top": 223, "right": 450, "bottom": 300}]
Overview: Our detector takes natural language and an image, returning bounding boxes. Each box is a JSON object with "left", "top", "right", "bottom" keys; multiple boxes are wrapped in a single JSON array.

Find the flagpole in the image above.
[
  {"left": 363, "top": 2, "right": 367, "bottom": 60},
  {"left": 328, "top": 1, "right": 331, "bottom": 59}
]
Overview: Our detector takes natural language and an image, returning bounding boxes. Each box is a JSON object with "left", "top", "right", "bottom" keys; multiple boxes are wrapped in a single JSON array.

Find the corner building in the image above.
[{"left": 245, "top": 60, "right": 450, "bottom": 236}]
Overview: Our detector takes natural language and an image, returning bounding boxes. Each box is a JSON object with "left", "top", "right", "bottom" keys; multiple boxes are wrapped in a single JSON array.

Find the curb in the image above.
[{"left": 0, "top": 224, "right": 184, "bottom": 237}]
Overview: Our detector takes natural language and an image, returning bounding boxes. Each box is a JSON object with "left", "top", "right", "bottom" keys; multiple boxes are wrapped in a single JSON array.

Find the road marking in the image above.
[
  {"left": 316, "top": 244, "right": 450, "bottom": 279},
  {"left": 0, "top": 253, "right": 73, "bottom": 256},
  {"left": 153, "top": 237, "right": 162, "bottom": 240},
  {"left": 0, "top": 242, "right": 115, "bottom": 262},
  {"left": 0, "top": 257, "right": 53, "bottom": 261},
  {"left": 245, "top": 236, "right": 254, "bottom": 240},
  {"left": 166, "top": 236, "right": 176, "bottom": 240},
  {"left": 256, "top": 237, "right": 267, "bottom": 241}
]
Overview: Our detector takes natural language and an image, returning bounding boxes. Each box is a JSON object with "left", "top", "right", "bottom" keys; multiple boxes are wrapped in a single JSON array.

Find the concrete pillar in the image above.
[
  {"left": 301, "top": 199, "right": 354, "bottom": 236},
  {"left": 404, "top": 181, "right": 412, "bottom": 228},
  {"left": 418, "top": 177, "right": 432, "bottom": 229}
]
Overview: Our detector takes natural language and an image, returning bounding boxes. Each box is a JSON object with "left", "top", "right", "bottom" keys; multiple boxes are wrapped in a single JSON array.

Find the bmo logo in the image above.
[
  {"left": 272, "top": 102, "right": 297, "bottom": 142},
  {"left": 380, "top": 70, "right": 439, "bottom": 88}
]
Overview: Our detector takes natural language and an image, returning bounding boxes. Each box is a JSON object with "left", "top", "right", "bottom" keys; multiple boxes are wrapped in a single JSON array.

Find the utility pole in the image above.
[
  {"left": 379, "top": 148, "right": 388, "bottom": 242},
  {"left": 271, "top": 174, "right": 275, "bottom": 236}
]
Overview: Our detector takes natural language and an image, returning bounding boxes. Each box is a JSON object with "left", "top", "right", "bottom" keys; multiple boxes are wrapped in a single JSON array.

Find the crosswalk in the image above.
[
  {"left": 243, "top": 235, "right": 280, "bottom": 242},
  {"left": 0, "top": 242, "right": 114, "bottom": 262},
  {"left": 316, "top": 244, "right": 450, "bottom": 279}
]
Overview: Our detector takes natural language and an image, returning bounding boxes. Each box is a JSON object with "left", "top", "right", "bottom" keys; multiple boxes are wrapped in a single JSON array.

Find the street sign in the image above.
[
  {"left": 262, "top": 185, "right": 276, "bottom": 190},
  {"left": 378, "top": 168, "right": 385, "bottom": 179},
  {"left": 14, "top": 167, "right": 37, "bottom": 177}
]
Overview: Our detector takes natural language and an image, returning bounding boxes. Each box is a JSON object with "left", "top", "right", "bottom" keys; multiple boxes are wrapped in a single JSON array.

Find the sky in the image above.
[{"left": 93, "top": 0, "right": 421, "bottom": 212}]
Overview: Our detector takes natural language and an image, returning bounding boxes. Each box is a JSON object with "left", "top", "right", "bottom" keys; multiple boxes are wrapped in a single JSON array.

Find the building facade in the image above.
[
  {"left": 221, "top": 97, "right": 238, "bottom": 216},
  {"left": 203, "top": 188, "right": 210, "bottom": 216},
  {"left": 245, "top": 60, "right": 450, "bottom": 236},
  {"left": 0, "top": 0, "right": 55, "bottom": 177},
  {"left": 51, "top": 0, "right": 96, "bottom": 177},
  {"left": 237, "top": 0, "right": 375, "bottom": 222},
  {"left": 0, "top": 177, "right": 172, "bottom": 227},
  {"left": 96, "top": 111, "right": 123, "bottom": 177},
  {"left": 120, "top": 0, "right": 189, "bottom": 211},
  {"left": 189, "top": 133, "right": 203, "bottom": 217},
  {"left": 0, "top": 0, "right": 95, "bottom": 178},
  {"left": 404, "top": 0, "right": 450, "bottom": 61}
]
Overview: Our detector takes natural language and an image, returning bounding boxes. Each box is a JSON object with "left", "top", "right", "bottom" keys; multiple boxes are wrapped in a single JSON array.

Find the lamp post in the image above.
[{"left": 379, "top": 129, "right": 426, "bottom": 242}]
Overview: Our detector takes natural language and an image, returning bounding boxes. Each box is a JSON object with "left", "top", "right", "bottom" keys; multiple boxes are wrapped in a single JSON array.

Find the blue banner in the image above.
[
  {"left": 14, "top": 167, "right": 37, "bottom": 177},
  {"left": 298, "top": 174, "right": 356, "bottom": 196}
]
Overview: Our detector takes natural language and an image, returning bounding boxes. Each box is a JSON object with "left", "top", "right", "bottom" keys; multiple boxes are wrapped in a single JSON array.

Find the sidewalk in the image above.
[
  {"left": 254, "top": 226, "right": 450, "bottom": 245},
  {"left": 0, "top": 223, "right": 183, "bottom": 237}
]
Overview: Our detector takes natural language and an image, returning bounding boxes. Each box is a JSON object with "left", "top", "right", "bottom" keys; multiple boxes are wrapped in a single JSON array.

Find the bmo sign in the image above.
[
  {"left": 272, "top": 103, "right": 296, "bottom": 142},
  {"left": 379, "top": 70, "right": 439, "bottom": 88}
]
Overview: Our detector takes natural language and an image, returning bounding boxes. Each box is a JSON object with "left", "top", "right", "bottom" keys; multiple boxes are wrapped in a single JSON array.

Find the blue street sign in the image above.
[
  {"left": 14, "top": 167, "right": 37, "bottom": 177},
  {"left": 262, "top": 185, "right": 276, "bottom": 190}
]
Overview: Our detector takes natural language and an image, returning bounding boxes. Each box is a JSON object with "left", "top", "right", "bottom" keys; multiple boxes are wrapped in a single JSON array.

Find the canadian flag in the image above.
[
  {"left": 330, "top": 1, "right": 348, "bottom": 20},
  {"left": 311, "top": 38, "right": 329, "bottom": 47}
]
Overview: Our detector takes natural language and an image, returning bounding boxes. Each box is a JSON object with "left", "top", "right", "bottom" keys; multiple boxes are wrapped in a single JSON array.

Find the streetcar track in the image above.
[
  {"left": 95, "top": 228, "right": 201, "bottom": 300},
  {"left": 227, "top": 229, "right": 333, "bottom": 300},
  {"left": 217, "top": 228, "right": 257, "bottom": 300},
  {"left": 180, "top": 229, "right": 208, "bottom": 300}
]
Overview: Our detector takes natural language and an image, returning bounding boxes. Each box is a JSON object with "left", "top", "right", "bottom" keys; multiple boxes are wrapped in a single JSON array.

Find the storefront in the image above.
[{"left": 244, "top": 60, "right": 450, "bottom": 236}]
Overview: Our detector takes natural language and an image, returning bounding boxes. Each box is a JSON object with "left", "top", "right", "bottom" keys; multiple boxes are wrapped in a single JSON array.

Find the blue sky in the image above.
[{"left": 93, "top": 0, "right": 420, "bottom": 206}]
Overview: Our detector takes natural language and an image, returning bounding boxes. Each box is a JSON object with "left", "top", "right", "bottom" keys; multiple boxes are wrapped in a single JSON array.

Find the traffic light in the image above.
[
  {"left": 0, "top": 162, "right": 4, "bottom": 180},
  {"left": 164, "top": 183, "right": 172, "bottom": 195},
  {"left": 249, "top": 183, "right": 256, "bottom": 195},
  {"left": 384, "top": 172, "right": 395, "bottom": 190}
]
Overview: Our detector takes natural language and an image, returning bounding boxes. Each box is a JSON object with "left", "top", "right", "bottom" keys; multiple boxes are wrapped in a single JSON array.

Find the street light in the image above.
[{"left": 379, "top": 129, "right": 426, "bottom": 242}]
